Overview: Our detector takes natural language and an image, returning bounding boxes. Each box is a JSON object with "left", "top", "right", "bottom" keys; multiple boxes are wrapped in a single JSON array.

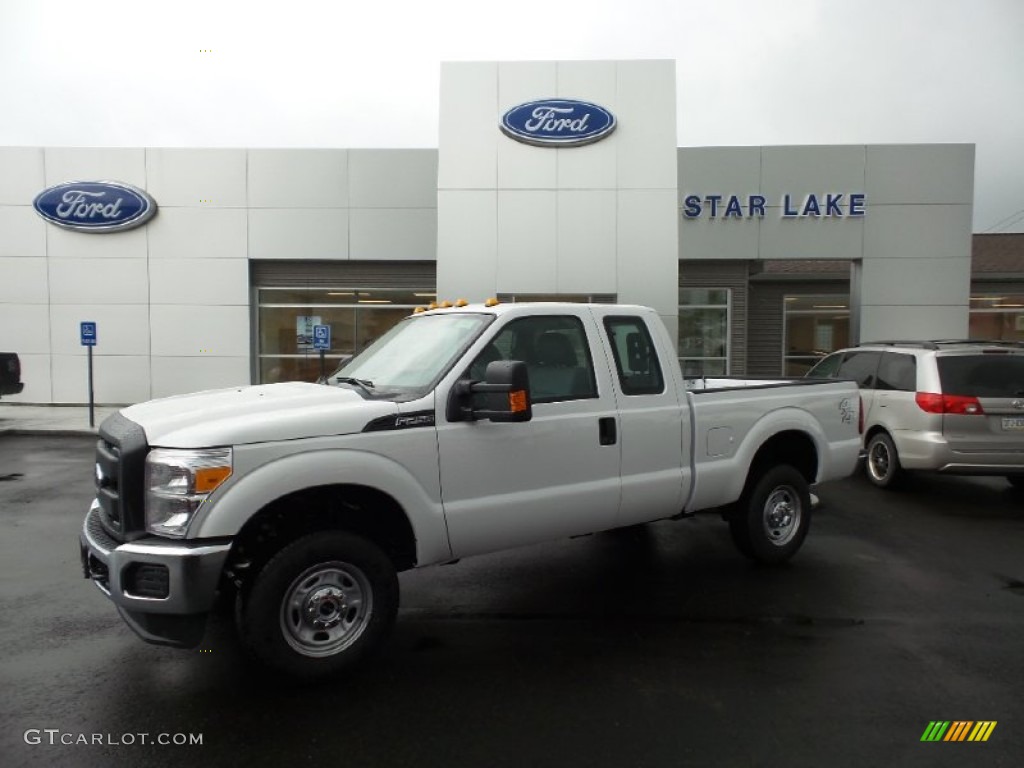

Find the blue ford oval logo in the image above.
[
  {"left": 500, "top": 99, "right": 616, "bottom": 147},
  {"left": 33, "top": 181, "right": 157, "bottom": 233}
]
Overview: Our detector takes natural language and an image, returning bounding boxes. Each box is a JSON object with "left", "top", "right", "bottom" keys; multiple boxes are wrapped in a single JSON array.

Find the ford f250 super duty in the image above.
[{"left": 80, "top": 302, "right": 862, "bottom": 677}]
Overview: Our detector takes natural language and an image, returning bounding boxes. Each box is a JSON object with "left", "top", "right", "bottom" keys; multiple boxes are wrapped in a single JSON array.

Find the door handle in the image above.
[{"left": 599, "top": 417, "right": 617, "bottom": 446}]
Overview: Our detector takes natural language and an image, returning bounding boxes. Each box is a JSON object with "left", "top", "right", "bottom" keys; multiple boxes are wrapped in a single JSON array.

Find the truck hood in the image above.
[{"left": 121, "top": 383, "right": 399, "bottom": 448}]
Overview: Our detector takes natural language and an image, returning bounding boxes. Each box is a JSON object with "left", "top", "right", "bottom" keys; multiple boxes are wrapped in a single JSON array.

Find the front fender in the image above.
[{"left": 188, "top": 448, "right": 451, "bottom": 566}]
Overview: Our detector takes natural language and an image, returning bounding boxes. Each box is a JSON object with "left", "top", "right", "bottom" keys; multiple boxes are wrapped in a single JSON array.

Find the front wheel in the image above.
[
  {"left": 729, "top": 464, "right": 811, "bottom": 565},
  {"left": 236, "top": 531, "right": 399, "bottom": 678}
]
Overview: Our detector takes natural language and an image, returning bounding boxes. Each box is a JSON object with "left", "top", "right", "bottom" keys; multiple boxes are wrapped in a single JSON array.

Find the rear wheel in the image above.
[
  {"left": 865, "top": 432, "right": 902, "bottom": 489},
  {"left": 236, "top": 531, "right": 398, "bottom": 678},
  {"left": 729, "top": 464, "right": 811, "bottom": 565}
]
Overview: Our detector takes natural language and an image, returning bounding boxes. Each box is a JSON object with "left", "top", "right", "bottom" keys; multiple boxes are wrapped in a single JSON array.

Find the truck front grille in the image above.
[{"left": 95, "top": 413, "right": 149, "bottom": 542}]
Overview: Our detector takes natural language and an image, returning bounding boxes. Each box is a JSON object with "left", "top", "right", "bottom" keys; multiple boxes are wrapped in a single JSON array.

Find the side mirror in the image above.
[{"left": 447, "top": 360, "right": 533, "bottom": 423}]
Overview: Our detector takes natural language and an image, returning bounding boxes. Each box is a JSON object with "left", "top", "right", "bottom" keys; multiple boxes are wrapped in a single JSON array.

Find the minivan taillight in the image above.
[
  {"left": 858, "top": 394, "right": 864, "bottom": 434},
  {"left": 915, "top": 392, "right": 985, "bottom": 415}
]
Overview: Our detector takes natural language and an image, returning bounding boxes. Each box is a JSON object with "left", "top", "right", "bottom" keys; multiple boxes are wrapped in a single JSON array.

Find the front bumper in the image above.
[{"left": 79, "top": 500, "right": 232, "bottom": 648}]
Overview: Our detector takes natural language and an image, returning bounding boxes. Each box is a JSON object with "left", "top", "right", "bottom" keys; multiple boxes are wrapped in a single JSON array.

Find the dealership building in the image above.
[{"left": 1, "top": 59, "right": 1021, "bottom": 405}]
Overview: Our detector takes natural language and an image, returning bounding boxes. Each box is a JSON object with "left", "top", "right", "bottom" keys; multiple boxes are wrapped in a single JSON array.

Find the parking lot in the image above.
[{"left": 1, "top": 433, "right": 1021, "bottom": 768}]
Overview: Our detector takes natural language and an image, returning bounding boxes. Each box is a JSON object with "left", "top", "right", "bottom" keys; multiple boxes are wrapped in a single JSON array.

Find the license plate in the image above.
[{"left": 1002, "top": 417, "right": 1024, "bottom": 431}]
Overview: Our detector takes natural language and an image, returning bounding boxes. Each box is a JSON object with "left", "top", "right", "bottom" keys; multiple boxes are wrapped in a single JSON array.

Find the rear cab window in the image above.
[{"left": 602, "top": 316, "right": 665, "bottom": 395}]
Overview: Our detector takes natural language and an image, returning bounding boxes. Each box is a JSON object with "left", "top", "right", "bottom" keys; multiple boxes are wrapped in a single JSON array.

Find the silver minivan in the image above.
[{"left": 807, "top": 341, "right": 1024, "bottom": 489}]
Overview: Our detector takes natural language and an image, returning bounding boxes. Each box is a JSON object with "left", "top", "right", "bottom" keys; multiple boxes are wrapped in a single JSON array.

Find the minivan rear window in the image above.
[{"left": 936, "top": 355, "right": 1024, "bottom": 398}]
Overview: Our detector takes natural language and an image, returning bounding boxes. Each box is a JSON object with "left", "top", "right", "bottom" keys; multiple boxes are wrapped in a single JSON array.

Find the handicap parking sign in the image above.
[
  {"left": 313, "top": 324, "right": 331, "bottom": 351},
  {"left": 80, "top": 322, "right": 97, "bottom": 347}
]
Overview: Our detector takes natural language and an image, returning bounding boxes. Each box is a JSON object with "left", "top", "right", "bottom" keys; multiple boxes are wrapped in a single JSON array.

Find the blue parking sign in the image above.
[
  {"left": 313, "top": 324, "right": 331, "bottom": 351},
  {"left": 80, "top": 322, "right": 97, "bottom": 347}
]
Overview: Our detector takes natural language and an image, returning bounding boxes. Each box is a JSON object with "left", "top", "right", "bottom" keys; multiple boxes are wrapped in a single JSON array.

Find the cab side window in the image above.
[
  {"left": 467, "top": 316, "right": 597, "bottom": 403},
  {"left": 603, "top": 316, "right": 665, "bottom": 395}
]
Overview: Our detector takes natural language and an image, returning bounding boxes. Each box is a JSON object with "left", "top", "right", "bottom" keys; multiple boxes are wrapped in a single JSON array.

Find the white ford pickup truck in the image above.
[{"left": 80, "top": 302, "right": 862, "bottom": 677}]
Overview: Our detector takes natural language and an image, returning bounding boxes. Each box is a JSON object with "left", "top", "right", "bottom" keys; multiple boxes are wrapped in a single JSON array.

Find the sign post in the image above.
[
  {"left": 80, "top": 322, "right": 97, "bottom": 427},
  {"left": 313, "top": 324, "right": 331, "bottom": 382}
]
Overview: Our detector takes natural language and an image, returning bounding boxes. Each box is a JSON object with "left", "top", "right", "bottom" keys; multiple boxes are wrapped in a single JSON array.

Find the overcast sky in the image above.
[{"left": 1, "top": 0, "right": 1021, "bottom": 232}]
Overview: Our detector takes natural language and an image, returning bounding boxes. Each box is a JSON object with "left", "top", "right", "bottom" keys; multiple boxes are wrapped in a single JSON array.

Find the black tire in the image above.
[
  {"left": 236, "top": 531, "right": 398, "bottom": 678},
  {"left": 1007, "top": 475, "right": 1024, "bottom": 491},
  {"left": 864, "top": 432, "right": 902, "bottom": 489},
  {"left": 729, "top": 464, "right": 811, "bottom": 565}
]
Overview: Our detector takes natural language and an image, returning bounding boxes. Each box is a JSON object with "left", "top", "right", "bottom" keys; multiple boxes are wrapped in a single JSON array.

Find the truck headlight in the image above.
[{"left": 144, "top": 448, "right": 232, "bottom": 538}]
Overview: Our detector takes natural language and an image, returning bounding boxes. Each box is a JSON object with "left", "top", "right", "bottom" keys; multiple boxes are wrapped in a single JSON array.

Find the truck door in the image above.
[
  {"left": 436, "top": 312, "right": 622, "bottom": 558},
  {"left": 599, "top": 314, "right": 686, "bottom": 527}
]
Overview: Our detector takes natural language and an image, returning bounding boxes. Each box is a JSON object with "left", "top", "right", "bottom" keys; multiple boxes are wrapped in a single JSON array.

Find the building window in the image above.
[
  {"left": 969, "top": 294, "right": 1024, "bottom": 341},
  {"left": 783, "top": 295, "right": 850, "bottom": 376},
  {"left": 679, "top": 288, "right": 730, "bottom": 376},
  {"left": 256, "top": 288, "right": 432, "bottom": 383}
]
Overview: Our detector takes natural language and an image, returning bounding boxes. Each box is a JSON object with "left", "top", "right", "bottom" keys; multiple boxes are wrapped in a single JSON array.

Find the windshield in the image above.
[{"left": 330, "top": 313, "right": 492, "bottom": 396}]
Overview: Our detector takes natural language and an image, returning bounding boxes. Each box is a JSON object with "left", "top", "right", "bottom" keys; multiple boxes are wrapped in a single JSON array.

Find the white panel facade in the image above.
[
  {"left": 248, "top": 149, "right": 348, "bottom": 208},
  {"left": 0, "top": 148, "right": 44, "bottom": 204},
  {"left": 496, "top": 191, "right": 557, "bottom": 293},
  {"left": 49, "top": 305, "right": 150, "bottom": 356},
  {"left": 148, "top": 208, "right": 248, "bottom": 260},
  {"left": 146, "top": 149, "right": 247, "bottom": 208},
  {"left": 760, "top": 146, "right": 866, "bottom": 202},
  {"left": 865, "top": 144, "right": 975, "bottom": 205},
  {"left": 0, "top": 305, "right": 50, "bottom": 354},
  {"left": 556, "top": 191, "right": 617, "bottom": 292},
  {"left": 0, "top": 207, "right": 47, "bottom": 257},
  {"left": 436, "top": 191, "right": 497, "bottom": 301},
  {"left": 349, "top": 209, "right": 436, "bottom": 261},
  {"left": 438, "top": 63, "right": 498, "bottom": 190},
  {"left": 349, "top": 150, "right": 437, "bottom": 208},
  {"left": 859, "top": 257, "right": 971, "bottom": 307},
  {"left": 248, "top": 209, "right": 348, "bottom": 260},
  {"left": 148, "top": 259, "right": 249, "bottom": 305},
  {"left": 150, "top": 306, "right": 249, "bottom": 358},
  {"left": 0, "top": 257, "right": 48, "bottom": 304},
  {"left": 47, "top": 226, "right": 148, "bottom": 259},
  {"left": 51, "top": 355, "right": 151, "bottom": 405},
  {"left": 48, "top": 258, "right": 149, "bottom": 305},
  {"left": 44, "top": 148, "right": 147, "bottom": 189},
  {"left": 860, "top": 305, "right": 971, "bottom": 344},
  {"left": 863, "top": 205, "right": 973, "bottom": 260}
]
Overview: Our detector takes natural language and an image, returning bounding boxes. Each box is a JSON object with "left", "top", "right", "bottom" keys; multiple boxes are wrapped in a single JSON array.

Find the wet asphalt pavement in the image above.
[{"left": 0, "top": 434, "right": 1021, "bottom": 768}]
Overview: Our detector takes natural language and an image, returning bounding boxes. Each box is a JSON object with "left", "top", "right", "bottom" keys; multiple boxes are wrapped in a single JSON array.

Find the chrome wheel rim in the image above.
[
  {"left": 762, "top": 485, "right": 801, "bottom": 547},
  {"left": 868, "top": 440, "right": 891, "bottom": 482},
  {"left": 280, "top": 562, "right": 373, "bottom": 658}
]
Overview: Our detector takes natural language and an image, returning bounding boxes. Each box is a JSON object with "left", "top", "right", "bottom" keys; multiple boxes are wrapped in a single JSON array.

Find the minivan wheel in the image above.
[{"left": 865, "top": 432, "right": 902, "bottom": 489}]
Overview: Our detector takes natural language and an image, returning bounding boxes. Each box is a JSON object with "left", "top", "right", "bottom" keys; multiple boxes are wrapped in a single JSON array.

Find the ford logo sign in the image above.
[
  {"left": 33, "top": 181, "right": 157, "bottom": 233},
  {"left": 500, "top": 99, "right": 616, "bottom": 148}
]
